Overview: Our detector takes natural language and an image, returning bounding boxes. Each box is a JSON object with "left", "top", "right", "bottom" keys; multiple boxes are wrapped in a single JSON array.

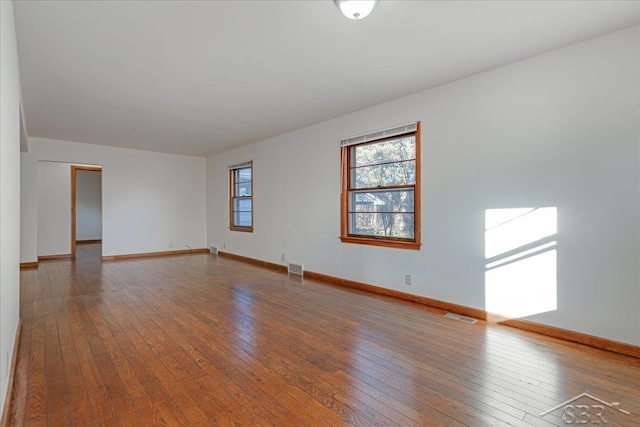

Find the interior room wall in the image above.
[
  {"left": 76, "top": 170, "right": 102, "bottom": 241},
  {"left": 0, "top": 0, "right": 23, "bottom": 412},
  {"left": 19, "top": 154, "right": 37, "bottom": 263},
  {"left": 207, "top": 26, "right": 640, "bottom": 346},
  {"left": 21, "top": 138, "right": 207, "bottom": 259},
  {"left": 37, "top": 161, "right": 72, "bottom": 256}
]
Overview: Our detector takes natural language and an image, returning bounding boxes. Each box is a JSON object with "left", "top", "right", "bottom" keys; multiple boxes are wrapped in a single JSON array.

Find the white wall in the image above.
[
  {"left": 76, "top": 170, "right": 102, "bottom": 241},
  {"left": 37, "top": 164, "right": 102, "bottom": 254},
  {"left": 19, "top": 154, "right": 37, "bottom": 263},
  {"left": 0, "top": 0, "right": 22, "bottom": 412},
  {"left": 22, "top": 138, "right": 206, "bottom": 259},
  {"left": 37, "top": 161, "right": 72, "bottom": 256},
  {"left": 207, "top": 26, "right": 640, "bottom": 346}
]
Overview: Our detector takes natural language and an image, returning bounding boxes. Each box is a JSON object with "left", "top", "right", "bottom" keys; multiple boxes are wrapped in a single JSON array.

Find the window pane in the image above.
[
  {"left": 234, "top": 198, "right": 252, "bottom": 212},
  {"left": 350, "top": 189, "right": 414, "bottom": 213},
  {"left": 353, "top": 136, "right": 415, "bottom": 167},
  {"left": 237, "top": 167, "right": 251, "bottom": 181},
  {"left": 235, "top": 182, "right": 252, "bottom": 197},
  {"left": 235, "top": 177, "right": 251, "bottom": 197},
  {"left": 349, "top": 212, "right": 415, "bottom": 239},
  {"left": 234, "top": 211, "right": 252, "bottom": 227},
  {"left": 352, "top": 160, "right": 415, "bottom": 189}
]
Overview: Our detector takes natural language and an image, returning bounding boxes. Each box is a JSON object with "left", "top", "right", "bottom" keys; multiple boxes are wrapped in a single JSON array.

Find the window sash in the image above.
[{"left": 346, "top": 187, "right": 416, "bottom": 241}]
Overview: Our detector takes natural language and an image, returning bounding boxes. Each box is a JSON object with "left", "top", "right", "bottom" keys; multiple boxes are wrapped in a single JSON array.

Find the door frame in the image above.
[{"left": 71, "top": 165, "right": 102, "bottom": 258}]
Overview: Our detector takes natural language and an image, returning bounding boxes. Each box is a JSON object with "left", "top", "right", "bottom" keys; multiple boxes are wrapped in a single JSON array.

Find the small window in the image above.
[
  {"left": 229, "top": 162, "right": 253, "bottom": 232},
  {"left": 340, "top": 123, "right": 421, "bottom": 250}
]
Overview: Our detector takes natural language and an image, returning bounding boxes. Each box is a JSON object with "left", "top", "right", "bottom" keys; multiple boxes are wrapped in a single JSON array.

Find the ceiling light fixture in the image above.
[{"left": 334, "top": 0, "right": 377, "bottom": 20}]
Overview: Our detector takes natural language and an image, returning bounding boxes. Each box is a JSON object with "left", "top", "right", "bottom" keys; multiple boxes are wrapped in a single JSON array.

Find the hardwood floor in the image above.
[{"left": 8, "top": 243, "right": 640, "bottom": 426}]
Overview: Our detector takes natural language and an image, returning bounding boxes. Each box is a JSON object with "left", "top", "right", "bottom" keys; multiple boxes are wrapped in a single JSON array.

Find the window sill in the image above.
[
  {"left": 340, "top": 236, "right": 420, "bottom": 250},
  {"left": 230, "top": 226, "right": 253, "bottom": 233}
]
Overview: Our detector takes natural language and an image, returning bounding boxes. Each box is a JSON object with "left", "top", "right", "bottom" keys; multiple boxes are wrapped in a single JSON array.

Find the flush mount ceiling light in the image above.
[{"left": 335, "top": 0, "right": 378, "bottom": 20}]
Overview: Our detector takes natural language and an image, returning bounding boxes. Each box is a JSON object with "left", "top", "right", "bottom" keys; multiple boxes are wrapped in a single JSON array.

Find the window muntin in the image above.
[
  {"left": 230, "top": 163, "right": 253, "bottom": 232},
  {"left": 341, "top": 124, "right": 420, "bottom": 249}
]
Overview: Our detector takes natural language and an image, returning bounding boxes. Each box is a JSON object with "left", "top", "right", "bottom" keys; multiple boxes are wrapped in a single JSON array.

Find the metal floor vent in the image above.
[
  {"left": 444, "top": 312, "right": 477, "bottom": 324},
  {"left": 210, "top": 246, "right": 218, "bottom": 255},
  {"left": 287, "top": 262, "right": 304, "bottom": 276}
]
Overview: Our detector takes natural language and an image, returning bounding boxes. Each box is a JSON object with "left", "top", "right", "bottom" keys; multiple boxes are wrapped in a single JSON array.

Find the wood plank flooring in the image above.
[{"left": 8, "top": 243, "right": 640, "bottom": 426}]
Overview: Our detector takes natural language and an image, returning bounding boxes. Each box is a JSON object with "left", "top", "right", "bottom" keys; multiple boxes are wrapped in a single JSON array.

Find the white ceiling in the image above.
[{"left": 13, "top": 0, "right": 640, "bottom": 157}]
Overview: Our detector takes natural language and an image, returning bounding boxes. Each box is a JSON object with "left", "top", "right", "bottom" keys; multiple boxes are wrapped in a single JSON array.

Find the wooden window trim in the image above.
[
  {"left": 229, "top": 162, "right": 254, "bottom": 232},
  {"left": 340, "top": 122, "right": 421, "bottom": 250}
]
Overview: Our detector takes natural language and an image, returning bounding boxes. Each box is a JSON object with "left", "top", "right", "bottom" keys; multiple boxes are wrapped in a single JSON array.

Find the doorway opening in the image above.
[{"left": 71, "top": 165, "right": 103, "bottom": 259}]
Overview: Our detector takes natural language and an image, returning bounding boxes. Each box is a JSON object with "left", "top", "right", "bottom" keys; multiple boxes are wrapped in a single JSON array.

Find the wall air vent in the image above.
[
  {"left": 444, "top": 312, "right": 477, "bottom": 324},
  {"left": 287, "top": 263, "right": 304, "bottom": 276},
  {"left": 210, "top": 246, "right": 218, "bottom": 255}
]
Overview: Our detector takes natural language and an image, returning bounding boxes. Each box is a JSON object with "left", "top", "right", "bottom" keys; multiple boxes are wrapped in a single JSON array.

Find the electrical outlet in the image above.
[
  {"left": 169, "top": 242, "right": 173, "bottom": 248},
  {"left": 223, "top": 243, "right": 226, "bottom": 249},
  {"left": 405, "top": 274, "right": 411, "bottom": 286},
  {"left": 281, "top": 253, "right": 285, "bottom": 261}
]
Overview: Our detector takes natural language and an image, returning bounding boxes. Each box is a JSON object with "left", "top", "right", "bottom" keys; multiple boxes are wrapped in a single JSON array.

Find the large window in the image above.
[
  {"left": 229, "top": 161, "right": 253, "bottom": 232},
  {"left": 340, "top": 123, "right": 421, "bottom": 250}
]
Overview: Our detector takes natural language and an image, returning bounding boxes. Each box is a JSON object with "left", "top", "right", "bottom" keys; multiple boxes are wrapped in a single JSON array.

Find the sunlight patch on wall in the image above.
[
  {"left": 485, "top": 207, "right": 558, "bottom": 319},
  {"left": 485, "top": 207, "right": 557, "bottom": 258}
]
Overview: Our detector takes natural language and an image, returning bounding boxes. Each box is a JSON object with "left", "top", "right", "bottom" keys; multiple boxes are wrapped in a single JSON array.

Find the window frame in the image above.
[
  {"left": 229, "top": 161, "right": 253, "bottom": 232},
  {"left": 340, "top": 122, "right": 421, "bottom": 250}
]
